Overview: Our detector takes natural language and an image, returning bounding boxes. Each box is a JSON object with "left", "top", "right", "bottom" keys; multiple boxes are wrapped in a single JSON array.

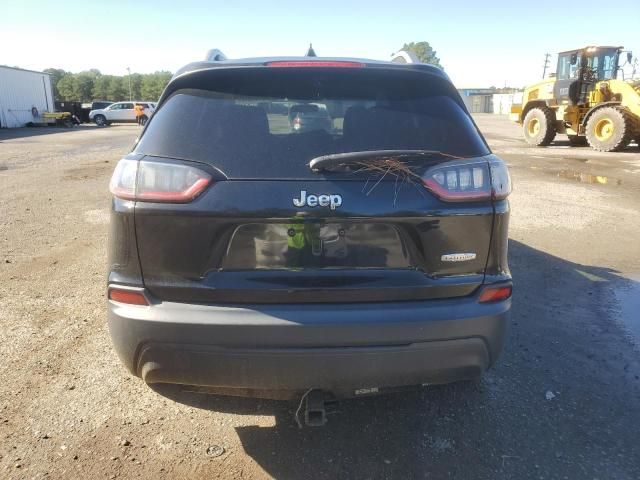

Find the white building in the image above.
[
  {"left": 0, "top": 66, "right": 54, "bottom": 128},
  {"left": 492, "top": 93, "right": 516, "bottom": 115}
]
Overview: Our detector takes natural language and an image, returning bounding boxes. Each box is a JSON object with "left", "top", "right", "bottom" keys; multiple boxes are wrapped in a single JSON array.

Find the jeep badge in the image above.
[{"left": 293, "top": 190, "right": 342, "bottom": 210}]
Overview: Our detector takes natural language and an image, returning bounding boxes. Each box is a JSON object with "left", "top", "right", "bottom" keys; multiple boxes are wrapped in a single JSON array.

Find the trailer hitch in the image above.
[{"left": 295, "top": 389, "right": 328, "bottom": 427}]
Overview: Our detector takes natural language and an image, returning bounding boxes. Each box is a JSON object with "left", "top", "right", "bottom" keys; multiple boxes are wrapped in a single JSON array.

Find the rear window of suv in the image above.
[{"left": 136, "top": 67, "right": 490, "bottom": 179}]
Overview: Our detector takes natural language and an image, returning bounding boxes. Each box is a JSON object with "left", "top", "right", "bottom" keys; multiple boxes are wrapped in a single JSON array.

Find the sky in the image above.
[{"left": 2, "top": 0, "right": 639, "bottom": 88}]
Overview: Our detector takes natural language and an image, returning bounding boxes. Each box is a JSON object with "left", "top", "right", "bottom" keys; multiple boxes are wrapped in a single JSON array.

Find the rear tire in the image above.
[
  {"left": 523, "top": 107, "right": 556, "bottom": 146},
  {"left": 585, "top": 107, "right": 633, "bottom": 152},
  {"left": 568, "top": 135, "right": 588, "bottom": 146}
]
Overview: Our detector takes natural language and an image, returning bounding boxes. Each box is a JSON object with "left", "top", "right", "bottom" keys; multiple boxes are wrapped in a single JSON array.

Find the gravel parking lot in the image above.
[{"left": 1, "top": 118, "right": 640, "bottom": 479}]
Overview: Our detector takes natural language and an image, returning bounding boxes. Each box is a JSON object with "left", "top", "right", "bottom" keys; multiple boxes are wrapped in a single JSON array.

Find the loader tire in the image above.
[
  {"left": 523, "top": 107, "right": 556, "bottom": 146},
  {"left": 568, "top": 135, "right": 588, "bottom": 146},
  {"left": 585, "top": 107, "right": 633, "bottom": 152}
]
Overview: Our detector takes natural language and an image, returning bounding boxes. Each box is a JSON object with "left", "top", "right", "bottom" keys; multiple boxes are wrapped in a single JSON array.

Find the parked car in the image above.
[
  {"left": 89, "top": 101, "right": 156, "bottom": 126},
  {"left": 90, "top": 100, "right": 114, "bottom": 111},
  {"left": 107, "top": 55, "right": 512, "bottom": 424},
  {"left": 76, "top": 101, "right": 114, "bottom": 123},
  {"left": 288, "top": 103, "right": 334, "bottom": 133}
]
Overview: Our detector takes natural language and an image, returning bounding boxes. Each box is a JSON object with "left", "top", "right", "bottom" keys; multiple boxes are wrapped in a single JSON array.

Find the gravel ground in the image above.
[{"left": 1, "top": 119, "right": 640, "bottom": 479}]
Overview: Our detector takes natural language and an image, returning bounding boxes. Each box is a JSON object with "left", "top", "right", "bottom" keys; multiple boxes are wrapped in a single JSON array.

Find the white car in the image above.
[{"left": 89, "top": 101, "right": 156, "bottom": 126}]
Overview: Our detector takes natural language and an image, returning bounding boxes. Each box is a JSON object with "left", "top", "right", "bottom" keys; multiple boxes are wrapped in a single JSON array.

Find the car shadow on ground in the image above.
[{"left": 150, "top": 239, "right": 640, "bottom": 479}]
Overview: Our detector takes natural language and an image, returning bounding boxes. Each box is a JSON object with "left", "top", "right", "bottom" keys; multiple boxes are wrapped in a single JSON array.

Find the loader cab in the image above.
[
  {"left": 554, "top": 46, "right": 622, "bottom": 105},
  {"left": 581, "top": 46, "right": 621, "bottom": 81}
]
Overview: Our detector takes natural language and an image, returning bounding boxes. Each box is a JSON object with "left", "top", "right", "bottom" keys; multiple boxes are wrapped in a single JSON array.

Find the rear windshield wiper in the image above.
[{"left": 309, "top": 150, "right": 462, "bottom": 172}]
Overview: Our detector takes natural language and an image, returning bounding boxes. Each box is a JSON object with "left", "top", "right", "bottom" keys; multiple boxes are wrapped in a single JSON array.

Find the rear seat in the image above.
[
  {"left": 203, "top": 105, "right": 272, "bottom": 163},
  {"left": 343, "top": 106, "right": 425, "bottom": 150}
]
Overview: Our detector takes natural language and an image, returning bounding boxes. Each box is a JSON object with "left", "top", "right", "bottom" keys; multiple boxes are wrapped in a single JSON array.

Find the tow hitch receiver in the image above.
[{"left": 301, "top": 389, "right": 328, "bottom": 427}]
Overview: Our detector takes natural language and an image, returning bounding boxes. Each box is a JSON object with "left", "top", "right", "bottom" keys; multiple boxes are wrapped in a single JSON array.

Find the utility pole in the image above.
[
  {"left": 542, "top": 53, "right": 551, "bottom": 79},
  {"left": 126, "top": 67, "right": 132, "bottom": 101}
]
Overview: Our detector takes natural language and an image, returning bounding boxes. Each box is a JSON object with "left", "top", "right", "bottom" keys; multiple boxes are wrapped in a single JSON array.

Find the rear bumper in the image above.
[{"left": 107, "top": 293, "right": 510, "bottom": 395}]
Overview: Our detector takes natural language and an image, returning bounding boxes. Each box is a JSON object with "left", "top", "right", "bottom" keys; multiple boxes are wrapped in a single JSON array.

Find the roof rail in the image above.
[
  {"left": 205, "top": 49, "right": 228, "bottom": 62},
  {"left": 390, "top": 50, "right": 420, "bottom": 64}
]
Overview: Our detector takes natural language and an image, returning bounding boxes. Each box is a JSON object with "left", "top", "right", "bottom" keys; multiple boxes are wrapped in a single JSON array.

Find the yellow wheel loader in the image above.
[{"left": 510, "top": 46, "right": 640, "bottom": 151}]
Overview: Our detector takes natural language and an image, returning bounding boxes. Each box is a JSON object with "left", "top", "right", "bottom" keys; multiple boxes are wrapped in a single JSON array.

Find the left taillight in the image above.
[
  {"left": 422, "top": 158, "right": 511, "bottom": 202},
  {"left": 109, "top": 159, "right": 212, "bottom": 203}
]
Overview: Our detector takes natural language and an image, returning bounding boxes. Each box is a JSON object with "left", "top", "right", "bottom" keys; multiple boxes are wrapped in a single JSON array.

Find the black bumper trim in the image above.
[{"left": 137, "top": 338, "right": 490, "bottom": 391}]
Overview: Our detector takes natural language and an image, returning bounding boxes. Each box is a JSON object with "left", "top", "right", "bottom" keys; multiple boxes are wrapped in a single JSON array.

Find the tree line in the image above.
[{"left": 44, "top": 68, "right": 172, "bottom": 103}]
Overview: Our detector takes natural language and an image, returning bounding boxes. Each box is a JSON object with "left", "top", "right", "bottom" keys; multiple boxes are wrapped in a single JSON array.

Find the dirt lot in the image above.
[{"left": 1, "top": 119, "right": 640, "bottom": 479}]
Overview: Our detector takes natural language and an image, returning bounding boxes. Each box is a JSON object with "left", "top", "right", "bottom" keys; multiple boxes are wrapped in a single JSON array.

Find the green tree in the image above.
[
  {"left": 140, "top": 75, "right": 156, "bottom": 100},
  {"left": 141, "top": 71, "right": 172, "bottom": 100},
  {"left": 399, "top": 42, "right": 443, "bottom": 69},
  {"left": 84, "top": 68, "right": 102, "bottom": 78},
  {"left": 74, "top": 73, "right": 95, "bottom": 102},
  {"left": 46, "top": 69, "right": 174, "bottom": 102},
  {"left": 129, "top": 73, "right": 143, "bottom": 100},
  {"left": 43, "top": 68, "right": 66, "bottom": 100},
  {"left": 56, "top": 74, "right": 76, "bottom": 101},
  {"left": 92, "top": 75, "right": 113, "bottom": 100},
  {"left": 108, "top": 77, "right": 127, "bottom": 101}
]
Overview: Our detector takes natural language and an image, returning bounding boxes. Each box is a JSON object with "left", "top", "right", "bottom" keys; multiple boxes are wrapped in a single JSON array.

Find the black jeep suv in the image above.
[{"left": 107, "top": 56, "right": 511, "bottom": 402}]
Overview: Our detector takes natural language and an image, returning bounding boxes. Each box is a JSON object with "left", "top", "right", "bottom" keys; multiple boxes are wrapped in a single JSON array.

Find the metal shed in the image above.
[
  {"left": 457, "top": 88, "right": 495, "bottom": 114},
  {"left": 0, "top": 66, "right": 54, "bottom": 128}
]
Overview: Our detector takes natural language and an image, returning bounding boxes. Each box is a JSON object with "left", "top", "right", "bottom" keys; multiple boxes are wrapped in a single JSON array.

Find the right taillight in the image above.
[
  {"left": 422, "top": 158, "right": 511, "bottom": 202},
  {"left": 109, "top": 159, "right": 212, "bottom": 203}
]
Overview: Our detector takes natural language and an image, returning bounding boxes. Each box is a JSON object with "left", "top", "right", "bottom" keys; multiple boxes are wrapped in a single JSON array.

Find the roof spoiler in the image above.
[
  {"left": 390, "top": 50, "right": 420, "bottom": 64},
  {"left": 205, "top": 49, "right": 228, "bottom": 62}
]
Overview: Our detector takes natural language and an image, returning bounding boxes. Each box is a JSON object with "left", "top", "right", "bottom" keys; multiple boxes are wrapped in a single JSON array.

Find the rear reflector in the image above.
[
  {"left": 478, "top": 285, "right": 512, "bottom": 303},
  {"left": 109, "top": 159, "right": 212, "bottom": 203},
  {"left": 108, "top": 288, "right": 149, "bottom": 306},
  {"left": 267, "top": 61, "right": 365, "bottom": 68}
]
